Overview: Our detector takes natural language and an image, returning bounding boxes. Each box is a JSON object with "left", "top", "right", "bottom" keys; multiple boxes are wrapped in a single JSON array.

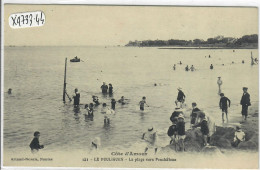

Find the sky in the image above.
[{"left": 4, "top": 5, "right": 259, "bottom": 46}]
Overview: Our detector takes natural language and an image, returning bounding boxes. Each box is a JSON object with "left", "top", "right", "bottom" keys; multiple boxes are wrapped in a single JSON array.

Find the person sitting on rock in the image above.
[
  {"left": 232, "top": 125, "right": 245, "bottom": 147},
  {"left": 193, "top": 112, "right": 210, "bottom": 146},
  {"left": 167, "top": 117, "right": 178, "bottom": 151},
  {"left": 190, "top": 102, "right": 200, "bottom": 127}
]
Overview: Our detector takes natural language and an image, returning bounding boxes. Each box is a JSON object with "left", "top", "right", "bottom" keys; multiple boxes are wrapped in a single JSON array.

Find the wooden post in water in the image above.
[
  {"left": 251, "top": 51, "right": 254, "bottom": 65},
  {"left": 63, "top": 58, "right": 67, "bottom": 102}
]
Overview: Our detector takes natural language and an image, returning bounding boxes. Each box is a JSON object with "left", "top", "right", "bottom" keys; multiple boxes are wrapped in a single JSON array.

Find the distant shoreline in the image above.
[
  {"left": 158, "top": 47, "right": 258, "bottom": 50},
  {"left": 5, "top": 46, "right": 258, "bottom": 49}
]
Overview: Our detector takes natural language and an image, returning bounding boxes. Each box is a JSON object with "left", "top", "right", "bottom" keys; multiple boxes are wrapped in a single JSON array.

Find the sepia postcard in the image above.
[{"left": 1, "top": 1, "right": 259, "bottom": 169}]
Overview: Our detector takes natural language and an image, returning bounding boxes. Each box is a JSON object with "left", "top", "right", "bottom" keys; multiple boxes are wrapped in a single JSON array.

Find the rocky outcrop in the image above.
[
  {"left": 210, "top": 126, "right": 235, "bottom": 149},
  {"left": 184, "top": 128, "right": 204, "bottom": 152}
]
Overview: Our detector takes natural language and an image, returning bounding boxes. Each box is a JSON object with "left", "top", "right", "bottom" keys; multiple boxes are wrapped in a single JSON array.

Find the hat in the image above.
[
  {"left": 192, "top": 102, "right": 197, "bottom": 106},
  {"left": 92, "top": 137, "right": 101, "bottom": 146},
  {"left": 177, "top": 87, "right": 182, "bottom": 90},
  {"left": 34, "top": 131, "right": 40, "bottom": 137},
  {"left": 243, "top": 87, "right": 248, "bottom": 90},
  {"left": 148, "top": 126, "right": 154, "bottom": 131},
  {"left": 236, "top": 125, "right": 241, "bottom": 130},
  {"left": 175, "top": 107, "right": 183, "bottom": 112},
  {"left": 177, "top": 114, "right": 185, "bottom": 120},
  {"left": 218, "top": 76, "right": 221, "bottom": 78}
]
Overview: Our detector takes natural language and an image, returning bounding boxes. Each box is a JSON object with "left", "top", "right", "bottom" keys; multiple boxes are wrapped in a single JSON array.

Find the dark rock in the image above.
[
  {"left": 252, "top": 111, "right": 258, "bottom": 117},
  {"left": 184, "top": 129, "right": 204, "bottom": 151},
  {"left": 210, "top": 136, "right": 232, "bottom": 148},
  {"left": 244, "top": 130, "right": 255, "bottom": 141},
  {"left": 238, "top": 140, "right": 258, "bottom": 150},
  {"left": 210, "top": 126, "right": 235, "bottom": 148}
]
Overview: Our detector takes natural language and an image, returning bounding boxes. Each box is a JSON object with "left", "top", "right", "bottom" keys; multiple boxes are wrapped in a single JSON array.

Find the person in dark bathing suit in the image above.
[
  {"left": 29, "top": 131, "right": 44, "bottom": 153},
  {"left": 73, "top": 88, "right": 80, "bottom": 108},
  {"left": 100, "top": 82, "right": 108, "bottom": 94},
  {"left": 88, "top": 103, "right": 94, "bottom": 117},
  {"left": 240, "top": 87, "right": 251, "bottom": 121},
  {"left": 219, "top": 93, "right": 231, "bottom": 123},
  {"left": 175, "top": 88, "right": 185, "bottom": 108},
  {"left": 177, "top": 114, "right": 185, "bottom": 152},
  {"left": 190, "top": 102, "right": 200, "bottom": 127},
  {"left": 210, "top": 64, "right": 214, "bottom": 70},
  {"left": 168, "top": 118, "right": 178, "bottom": 151},
  {"left": 139, "top": 96, "right": 149, "bottom": 111},
  {"left": 108, "top": 84, "right": 113, "bottom": 95},
  {"left": 193, "top": 112, "right": 210, "bottom": 146},
  {"left": 111, "top": 99, "right": 116, "bottom": 110}
]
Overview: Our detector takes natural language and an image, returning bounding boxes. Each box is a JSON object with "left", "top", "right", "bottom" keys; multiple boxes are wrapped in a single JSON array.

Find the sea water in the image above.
[{"left": 3, "top": 46, "right": 259, "bottom": 164}]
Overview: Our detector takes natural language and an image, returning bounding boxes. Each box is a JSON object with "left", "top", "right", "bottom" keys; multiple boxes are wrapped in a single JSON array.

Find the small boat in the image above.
[{"left": 70, "top": 57, "right": 80, "bottom": 62}]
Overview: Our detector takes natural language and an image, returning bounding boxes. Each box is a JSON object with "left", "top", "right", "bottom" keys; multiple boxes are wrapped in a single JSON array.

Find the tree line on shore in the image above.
[{"left": 125, "top": 34, "right": 258, "bottom": 48}]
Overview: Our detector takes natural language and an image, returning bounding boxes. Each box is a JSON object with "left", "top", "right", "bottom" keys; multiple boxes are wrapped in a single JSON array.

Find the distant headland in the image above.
[{"left": 125, "top": 34, "right": 258, "bottom": 49}]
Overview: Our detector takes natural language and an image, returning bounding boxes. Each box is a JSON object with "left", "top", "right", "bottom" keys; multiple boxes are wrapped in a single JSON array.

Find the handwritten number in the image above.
[
  {"left": 21, "top": 15, "right": 24, "bottom": 25},
  {"left": 40, "top": 12, "right": 45, "bottom": 24},
  {"left": 35, "top": 14, "right": 40, "bottom": 25},
  {"left": 10, "top": 12, "right": 45, "bottom": 28},
  {"left": 17, "top": 16, "right": 21, "bottom": 27},
  {"left": 25, "top": 15, "right": 28, "bottom": 24},
  {"left": 29, "top": 14, "right": 33, "bottom": 26}
]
